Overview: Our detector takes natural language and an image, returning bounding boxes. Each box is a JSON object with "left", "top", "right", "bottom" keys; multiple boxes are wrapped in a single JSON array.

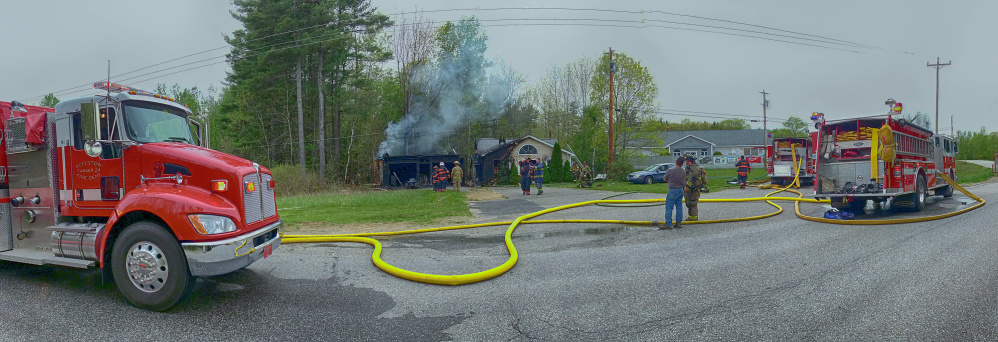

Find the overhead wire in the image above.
[{"left": 18, "top": 6, "right": 882, "bottom": 101}]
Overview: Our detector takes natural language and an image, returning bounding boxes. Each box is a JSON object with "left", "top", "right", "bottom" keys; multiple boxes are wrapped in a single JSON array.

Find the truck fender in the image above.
[{"left": 95, "top": 184, "right": 240, "bottom": 268}]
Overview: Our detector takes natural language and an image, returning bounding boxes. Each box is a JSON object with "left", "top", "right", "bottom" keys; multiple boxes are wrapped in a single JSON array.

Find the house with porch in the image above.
[{"left": 626, "top": 129, "right": 771, "bottom": 168}]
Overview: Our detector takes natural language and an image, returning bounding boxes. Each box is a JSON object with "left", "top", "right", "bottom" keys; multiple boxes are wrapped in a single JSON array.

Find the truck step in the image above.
[
  {"left": 48, "top": 222, "right": 106, "bottom": 233},
  {"left": 0, "top": 249, "right": 94, "bottom": 269}
]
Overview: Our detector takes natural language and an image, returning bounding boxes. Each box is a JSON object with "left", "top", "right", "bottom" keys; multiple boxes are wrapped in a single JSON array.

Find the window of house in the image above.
[
  {"left": 700, "top": 151, "right": 709, "bottom": 156},
  {"left": 518, "top": 144, "right": 538, "bottom": 155},
  {"left": 743, "top": 148, "right": 751, "bottom": 156},
  {"left": 672, "top": 151, "right": 682, "bottom": 157}
]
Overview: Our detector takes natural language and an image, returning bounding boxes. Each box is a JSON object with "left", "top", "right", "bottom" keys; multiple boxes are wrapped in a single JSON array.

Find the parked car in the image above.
[{"left": 626, "top": 163, "right": 673, "bottom": 184}]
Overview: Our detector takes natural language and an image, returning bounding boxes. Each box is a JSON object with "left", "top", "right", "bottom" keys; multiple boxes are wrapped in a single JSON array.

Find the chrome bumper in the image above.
[{"left": 182, "top": 220, "right": 283, "bottom": 276}]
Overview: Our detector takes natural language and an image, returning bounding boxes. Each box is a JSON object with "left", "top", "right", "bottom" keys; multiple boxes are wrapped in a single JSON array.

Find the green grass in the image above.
[
  {"left": 276, "top": 189, "right": 472, "bottom": 228},
  {"left": 549, "top": 168, "right": 770, "bottom": 194},
  {"left": 956, "top": 161, "right": 996, "bottom": 184}
]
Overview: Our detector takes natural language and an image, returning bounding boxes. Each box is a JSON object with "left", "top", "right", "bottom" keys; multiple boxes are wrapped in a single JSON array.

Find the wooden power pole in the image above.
[
  {"left": 760, "top": 90, "right": 769, "bottom": 169},
  {"left": 927, "top": 57, "right": 951, "bottom": 134},
  {"left": 607, "top": 48, "right": 615, "bottom": 170}
]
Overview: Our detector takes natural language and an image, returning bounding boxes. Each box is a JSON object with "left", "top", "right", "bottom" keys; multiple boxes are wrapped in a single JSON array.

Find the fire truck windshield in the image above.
[{"left": 122, "top": 101, "right": 194, "bottom": 144}]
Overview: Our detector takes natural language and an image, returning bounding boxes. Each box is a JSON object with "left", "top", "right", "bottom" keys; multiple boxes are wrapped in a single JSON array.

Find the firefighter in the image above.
[
  {"left": 434, "top": 162, "right": 449, "bottom": 192},
  {"left": 735, "top": 156, "right": 751, "bottom": 189},
  {"left": 579, "top": 162, "right": 592, "bottom": 188},
  {"left": 451, "top": 161, "right": 463, "bottom": 192},
  {"left": 431, "top": 164, "right": 439, "bottom": 191},
  {"left": 533, "top": 157, "right": 545, "bottom": 195},
  {"left": 684, "top": 155, "right": 703, "bottom": 221},
  {"left": 519, "top": 157, "right": 533, "bottom": 195}
]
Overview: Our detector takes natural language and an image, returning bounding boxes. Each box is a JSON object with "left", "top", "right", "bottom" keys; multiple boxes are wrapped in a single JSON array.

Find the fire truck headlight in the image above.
[{"left": 189, "top": 214, "right": 238, "bottom": 235}]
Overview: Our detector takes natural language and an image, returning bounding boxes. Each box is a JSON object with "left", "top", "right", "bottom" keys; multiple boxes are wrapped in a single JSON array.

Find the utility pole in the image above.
[
  {"left": 607, "top": 48, "right": 615, "bottom": 171},
  {"left": 760, "top": 90, "right": 768, "bottom": 169},
  {"left": 927, "top": 57, "right": 951, "bottom": 134},
  {"left": 951, "top": 115, "right": 954, "bottom": 136}
]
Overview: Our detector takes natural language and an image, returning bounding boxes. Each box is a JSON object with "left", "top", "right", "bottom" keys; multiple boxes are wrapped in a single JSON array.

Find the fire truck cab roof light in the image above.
[{"left": 188, "top": 214, "right": 237, "bottom": 235}]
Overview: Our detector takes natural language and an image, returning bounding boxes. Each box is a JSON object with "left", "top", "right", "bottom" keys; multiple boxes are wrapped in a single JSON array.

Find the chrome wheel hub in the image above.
[{"left": 126, "top": 241, "right": 169, "bottom": 293}]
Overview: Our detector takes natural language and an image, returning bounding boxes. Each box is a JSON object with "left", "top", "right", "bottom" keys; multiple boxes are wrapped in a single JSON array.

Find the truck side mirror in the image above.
[
  {"left": 188, "top": 117, "right": 204, "bottom": 147},
  {"left": 80, "top": 102, "right": 103, "bottom": 157}
]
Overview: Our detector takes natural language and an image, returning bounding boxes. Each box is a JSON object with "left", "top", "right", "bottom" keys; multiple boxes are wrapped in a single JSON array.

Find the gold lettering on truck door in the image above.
[{"left": 75, "top": 161, "right": 102, "bottom": 181}]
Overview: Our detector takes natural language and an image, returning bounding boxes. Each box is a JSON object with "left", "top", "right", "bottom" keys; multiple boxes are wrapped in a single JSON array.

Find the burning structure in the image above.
[{"left": 380, "top": 153, "right": 464, "bottom": 189}]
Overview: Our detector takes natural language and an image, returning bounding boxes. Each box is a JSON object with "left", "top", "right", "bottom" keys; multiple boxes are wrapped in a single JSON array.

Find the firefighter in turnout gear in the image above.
[
  {"left": 735, "top": 156, "right": 751, "bottom": 189},
  {"left": 451, "top": 161, "right": 463, "bottom": 192},
  {"left": 434, "top": 162, "right": 450, "bottom": 192},
  {"left": 684, "top": 155, "right": 704, "bottom": 221},
  {"left": 519, "top": 157, "right": 533, "bottom": 195},
  {"left": 532, "top": 157, "right": 546, "bottom": 195}
]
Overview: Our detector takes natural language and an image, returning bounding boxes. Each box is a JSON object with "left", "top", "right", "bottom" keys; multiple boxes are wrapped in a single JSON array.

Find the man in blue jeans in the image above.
[{"left": 660, "top": 158, "right": 686, "bottom": 230}]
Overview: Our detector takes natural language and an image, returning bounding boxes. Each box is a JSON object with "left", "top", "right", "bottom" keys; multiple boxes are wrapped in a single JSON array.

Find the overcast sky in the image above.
[{"left": 3, "top": 0, "right": 995, "bottom": 133}]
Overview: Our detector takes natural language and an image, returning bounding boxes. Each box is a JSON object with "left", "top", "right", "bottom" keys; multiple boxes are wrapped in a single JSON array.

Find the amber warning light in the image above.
[{"left": 211, "top": 180, "right": 228, "bottom": 193}]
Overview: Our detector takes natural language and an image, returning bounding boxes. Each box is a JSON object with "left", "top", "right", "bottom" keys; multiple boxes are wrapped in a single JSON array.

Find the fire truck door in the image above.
[{"left": 67, "top": 108, "right": 124, "bottom": 210}]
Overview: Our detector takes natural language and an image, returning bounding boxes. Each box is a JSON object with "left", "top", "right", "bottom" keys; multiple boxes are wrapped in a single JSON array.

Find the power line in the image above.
[
  {"left": 19, "top": 6, "right": 882, "bottom": 101},
  {"left": 401, "top": 7, "right": 880, "bottom": 49}
]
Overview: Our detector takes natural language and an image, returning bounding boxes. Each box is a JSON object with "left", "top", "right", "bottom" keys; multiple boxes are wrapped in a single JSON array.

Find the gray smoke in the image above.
[{"left": 378, "top": 38, "right": 514, "bottom": 157}]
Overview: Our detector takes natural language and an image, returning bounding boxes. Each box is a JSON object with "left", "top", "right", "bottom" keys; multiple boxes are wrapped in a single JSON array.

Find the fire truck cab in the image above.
[
  {"left": 766, "top": 136, "right": 815, "bottom": 186},
  {"left": 0, "top": 83, "right": 282, "bottom": 311},
  {"left": 812, "top": 107, "right": 956, "bottom": 213}
]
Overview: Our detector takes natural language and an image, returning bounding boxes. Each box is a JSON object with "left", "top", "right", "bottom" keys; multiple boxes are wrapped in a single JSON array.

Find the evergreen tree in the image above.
[
  {"left": 549, "top": 142, "right": 564, "bottom": 182},
  {"left": 563, "top": 160, "right": 572, "bottom": 182}
]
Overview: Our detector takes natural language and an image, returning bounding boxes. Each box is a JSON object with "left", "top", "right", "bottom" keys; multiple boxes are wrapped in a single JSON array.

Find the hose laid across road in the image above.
[{"left": 282, "top": 150, "right": 985, "bottom": 286}]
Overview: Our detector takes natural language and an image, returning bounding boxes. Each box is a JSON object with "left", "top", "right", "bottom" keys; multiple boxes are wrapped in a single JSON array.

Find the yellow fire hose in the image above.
[{"left": 282, "top": 148, "right": 985, "bottom": 286}]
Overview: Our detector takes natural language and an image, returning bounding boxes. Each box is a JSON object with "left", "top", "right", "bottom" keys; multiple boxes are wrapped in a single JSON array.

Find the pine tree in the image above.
[{"left": 550, "top": 142, "right": 564, "bottom": 182}]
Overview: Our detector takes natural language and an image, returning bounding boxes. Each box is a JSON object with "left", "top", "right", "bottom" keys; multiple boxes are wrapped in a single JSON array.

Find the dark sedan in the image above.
[{"left": 626, "top": 163, "right": 673, "bottom": 184}]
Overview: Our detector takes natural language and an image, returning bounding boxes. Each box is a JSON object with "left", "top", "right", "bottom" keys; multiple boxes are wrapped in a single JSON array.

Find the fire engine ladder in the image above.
[{"left": 0, "top": 223, "right": 101, "bottom": 269}]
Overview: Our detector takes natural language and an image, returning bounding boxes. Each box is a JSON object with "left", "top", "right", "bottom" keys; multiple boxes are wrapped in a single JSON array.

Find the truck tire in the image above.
[
  {"left": 913, "top": 174, "right": 927, "bottom": 212},
  {"left": 111, "top": 221, "right": 195, "bottom": 311},
  {"left": 936, "top": 170, "right": 955, "bottom": 198}
]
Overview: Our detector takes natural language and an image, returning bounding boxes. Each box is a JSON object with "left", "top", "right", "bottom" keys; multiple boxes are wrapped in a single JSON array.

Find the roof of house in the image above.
[
  {"left": 627, "top": 129, "right": 772, "bottom": 148},
  {"left": 476, "top": 135, "right": 576, "bottom": 156}
]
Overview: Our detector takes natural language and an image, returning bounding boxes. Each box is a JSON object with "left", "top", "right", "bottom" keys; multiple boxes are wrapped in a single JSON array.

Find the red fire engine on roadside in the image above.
[
  {"left": 766, "top": 134, "right": 818, "bottom": 186},
  {"left": 0, "top": 82, "right": 282, "bottom": 311},
  {"left": 811, "top": 100, "right": 958, "bottom": 213}
]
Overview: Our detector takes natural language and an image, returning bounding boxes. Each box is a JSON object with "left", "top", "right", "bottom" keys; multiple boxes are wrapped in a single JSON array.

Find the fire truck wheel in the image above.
[
  {"left": 111, "top": 221, "right": 195, "bottom": 311},
  {"left": 913, "top": 174, "right": 927, "bottom": 212}
]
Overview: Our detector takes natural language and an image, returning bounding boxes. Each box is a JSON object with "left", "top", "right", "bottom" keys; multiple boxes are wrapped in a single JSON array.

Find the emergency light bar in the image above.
[
  {"left": 94, "top": 81, "right": 130, "bottom": 92},
  {"left": 93, "top": 82, "right": 187, "bottom": 107}
]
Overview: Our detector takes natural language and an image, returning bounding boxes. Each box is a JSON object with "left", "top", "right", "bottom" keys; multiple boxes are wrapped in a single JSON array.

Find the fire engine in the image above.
[
  {"left": 811, "top": 101, "right": 958, "bottom": 213},
  {"left": 0, "top": 82, "right": 282, "bottom": 311},
  {"left": 766, "top": 134, "right": 817, "bottom": 186}
]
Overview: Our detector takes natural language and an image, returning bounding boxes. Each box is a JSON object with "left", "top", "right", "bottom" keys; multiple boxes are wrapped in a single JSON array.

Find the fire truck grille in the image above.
[
  {"left": 261, "top": 173, "right": 277, "bottom": 218},
  {"left": 243, "top": 172, "right": 277, "bottom": 224},
  {"left": 243, "top": 174, "right": 263, "bottom": 224}
]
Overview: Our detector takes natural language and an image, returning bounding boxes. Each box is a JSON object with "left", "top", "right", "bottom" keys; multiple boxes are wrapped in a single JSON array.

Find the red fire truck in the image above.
[
  {"left": 766, "top": 134, "right": 817, "bottom": 186},
  {"left": 0, "top": 82, "right": 282, "bottom": 311},
  {"left": 811, "top": 103, "right": 957, "bottom": 213}
]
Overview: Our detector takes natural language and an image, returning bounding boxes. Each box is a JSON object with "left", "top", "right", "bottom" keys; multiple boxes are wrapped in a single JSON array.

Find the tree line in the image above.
[{"left": 34, "top": 2, "right": 796, "bottom": 192}]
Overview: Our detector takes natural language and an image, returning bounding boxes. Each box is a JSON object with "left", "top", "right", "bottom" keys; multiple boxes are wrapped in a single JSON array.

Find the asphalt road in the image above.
[{"left": 2, "top": 182, "right": 997, "bottom": 341}]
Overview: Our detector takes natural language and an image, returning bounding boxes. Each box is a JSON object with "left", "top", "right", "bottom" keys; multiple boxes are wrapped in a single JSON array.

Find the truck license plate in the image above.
[{"left": 263, "top": 244, "right": 273, "bottom": 258}]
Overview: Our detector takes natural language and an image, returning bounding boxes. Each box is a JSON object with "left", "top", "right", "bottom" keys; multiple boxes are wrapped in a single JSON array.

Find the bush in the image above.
[
  {"left": 269, "top": 164, "right": 328, "bottom": 197},
  {"left": 508, "top": 163, "right": 519, "bottom": 185},
  {"left": 713, "top": 151, "right": 723, "bottom": 155},
  {"left": 563, "top": 160, "right": 573, "bottom": 182},
  {"left": 608, "top": 159, "right": 637, "bottom": 181},
  {"left": 550, "top": 142, "right": 564, "bottom": 182}
]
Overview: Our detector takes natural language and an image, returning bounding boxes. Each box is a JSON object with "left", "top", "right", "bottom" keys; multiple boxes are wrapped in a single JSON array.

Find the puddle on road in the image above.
[{"left": 517, "top": 225, "right": 645, "bottom": 239}]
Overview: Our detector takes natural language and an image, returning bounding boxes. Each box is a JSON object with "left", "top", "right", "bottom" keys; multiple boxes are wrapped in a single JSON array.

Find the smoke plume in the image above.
[{"left": 379, "top": 27, "right": 514, "bottom": 157}]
